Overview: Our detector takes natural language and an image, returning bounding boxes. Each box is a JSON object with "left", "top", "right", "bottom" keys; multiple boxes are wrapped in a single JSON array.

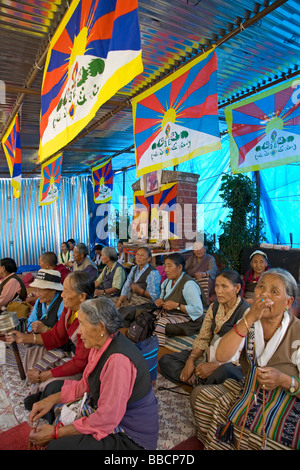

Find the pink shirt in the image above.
[
  {"left": 0, "top": 275, "right": 22, "bottom": 308},
  {"left": 61, "top": 336, "right": 137, "bottom": 441}
]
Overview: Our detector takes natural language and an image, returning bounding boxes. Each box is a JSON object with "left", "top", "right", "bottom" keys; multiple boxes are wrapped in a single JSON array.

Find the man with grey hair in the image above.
[
  {"left": 186, "top": 241, "right": 218, "bottom": 306},
  {"left": 72, "top": 243, "right": 98, "bottom": 282}
]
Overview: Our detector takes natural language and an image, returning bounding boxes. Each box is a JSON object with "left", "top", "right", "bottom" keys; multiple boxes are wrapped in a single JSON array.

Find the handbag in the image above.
[
  {"left": 53, "top": 392, "right": 96, "bottom": 426},
  {"left": 126, "top": 310, "right": 156, "bottom": 343}
]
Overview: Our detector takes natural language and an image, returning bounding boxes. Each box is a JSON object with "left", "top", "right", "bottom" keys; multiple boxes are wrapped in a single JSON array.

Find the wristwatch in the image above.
[
  {"left": 176, "top": 303, "right": 181, "bottom": 311},
  {"left": 289, "top": 376, "right": 296, "bottom": 393}
]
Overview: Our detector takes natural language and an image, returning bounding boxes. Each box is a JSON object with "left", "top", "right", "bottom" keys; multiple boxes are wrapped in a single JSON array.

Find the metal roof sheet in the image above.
[{"left": 0, "top": 0, "right": 299, "bottom": 177}]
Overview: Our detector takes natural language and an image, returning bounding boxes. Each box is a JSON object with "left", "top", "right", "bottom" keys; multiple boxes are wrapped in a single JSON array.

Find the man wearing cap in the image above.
[
  {"left": 186, "top": 241, "right": 218, "bottom": 306},
  {"left": 26, "top": 269, "right": 64, "bottom": 333},
  {"left": 241, "top": 249, "right": 269, "bottom": 301}
]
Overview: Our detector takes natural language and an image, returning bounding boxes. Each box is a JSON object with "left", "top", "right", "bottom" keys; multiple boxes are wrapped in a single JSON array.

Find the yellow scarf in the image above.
[{"left": 68, "top": 310, "right": 78, "bottom": 325}]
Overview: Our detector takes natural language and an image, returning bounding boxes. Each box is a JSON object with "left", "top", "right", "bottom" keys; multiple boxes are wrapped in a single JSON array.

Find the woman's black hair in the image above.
[
  {"left": 0, "top": 258, "right": 17, "bottom": 274},
  {"left": 164, "top": 253, "right": 186, "bottom": 271},
  {"left": 68, "top": 271, "right": 95, "bottom": 299},
  {"left": 137, "top": 246, "right": 152, "bottom": 258},
  {"left": 216, "top": 269, "right": 243, "bottom": 294}
]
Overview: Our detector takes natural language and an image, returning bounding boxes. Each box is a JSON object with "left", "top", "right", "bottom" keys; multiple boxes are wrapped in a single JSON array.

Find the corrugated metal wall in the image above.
[{"left": 0, "top": 176, "right": 89, "bottom": 266}]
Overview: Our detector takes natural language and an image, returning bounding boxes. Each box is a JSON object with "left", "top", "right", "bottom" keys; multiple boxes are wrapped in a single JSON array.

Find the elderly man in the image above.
[
  {"left": 72, "top": 243, "right": 98, "bottom": 282},
  {"left": 186, "top": 241, "right": 218, "bottom": 306}
]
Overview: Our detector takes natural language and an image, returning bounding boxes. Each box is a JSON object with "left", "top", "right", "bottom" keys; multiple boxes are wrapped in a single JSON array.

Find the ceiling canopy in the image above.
[{"left": 0, "top": 0, "right": 299, "bottom": 178}]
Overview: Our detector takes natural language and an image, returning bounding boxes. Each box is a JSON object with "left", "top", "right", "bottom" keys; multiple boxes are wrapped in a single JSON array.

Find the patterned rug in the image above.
[{"left": 0, "top": 343, "right": 197, "bottom": 450}]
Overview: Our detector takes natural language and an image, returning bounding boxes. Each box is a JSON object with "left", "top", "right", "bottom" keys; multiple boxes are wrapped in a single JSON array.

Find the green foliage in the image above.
[{"left": 218, "top": 173, "right": 265, "bottom": 271}]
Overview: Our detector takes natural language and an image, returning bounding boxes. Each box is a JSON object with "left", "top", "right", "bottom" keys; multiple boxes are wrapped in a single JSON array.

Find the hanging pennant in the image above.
[
  {"left": 225, "top": 77, "right": 300, "bottom": 173},
  {"left": 39, "top": 153, "right": 63, "bottom": 206},
  {"left": 132, "top": 48, "right": 221, "bottom": 177},
  {"left": 92, "top": 159, "right": 113, "bottom": 203},
  {"left": 39, "top": 0, "right": 143, "bottom": 163},
  {"left": 1, "top": 114, "right": 22, "bottom": 198}
]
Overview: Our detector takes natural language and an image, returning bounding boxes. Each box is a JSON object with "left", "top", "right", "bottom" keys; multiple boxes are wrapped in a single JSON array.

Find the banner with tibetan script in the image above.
[
  {"left": 39, "top": 0, "right": 143, "bottom": 163},
  {"left": 1, "top": 114, "right": 22, "bottom": 198},
  {"left": 132, "top": 49, "right": 221, "bottom": 177},
  {"left": 39, "top": 153, "right": 63, "bottom": 206},
  {"left": 225, "top": 78, "right": 300, "bottom": 173},
  {"left": 92, "top": 159, "right": 113, "bottom": 203}
]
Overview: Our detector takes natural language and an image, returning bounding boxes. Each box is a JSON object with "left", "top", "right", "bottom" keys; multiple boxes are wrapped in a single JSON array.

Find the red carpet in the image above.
[
  {"left": 171, "top": 436, "right": 204, "bottom": 450},
  {"left": 0, "top": 422, "right": 31, "bottom": 450},
  {"left": 0, "top": 423, "right": 204, "bottom": 451}
]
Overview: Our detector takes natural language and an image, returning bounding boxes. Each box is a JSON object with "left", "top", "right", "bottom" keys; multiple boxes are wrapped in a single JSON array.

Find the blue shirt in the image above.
[
  {"left": 27, "top": 292, "right": 64, "bottom": 331},
  {"left": 160, "top": 273, "right": 203, "bottom": 320},
  {"left": 120, "top": 263, "right": 161, "bottom": 301}
]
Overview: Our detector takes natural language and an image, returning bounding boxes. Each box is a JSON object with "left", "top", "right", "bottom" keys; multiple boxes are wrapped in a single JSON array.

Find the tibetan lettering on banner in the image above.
[
  {"left": 225, "top": 78, "right": 300, "bottom": 173},
  {"left": 132, "top": 49, "right": 221, "bottom": 177},
  {"left": 92, "top": 159, "right": 113, "bottom": 203},
  {"left": 1, "top": 114, "right": 22, "bottom": 198},
  {"left": 39, "top": 0, "right": 143, "bottom": 163},
  {"left": 39, "top": 154, "right": 63, "bottom": 206}
]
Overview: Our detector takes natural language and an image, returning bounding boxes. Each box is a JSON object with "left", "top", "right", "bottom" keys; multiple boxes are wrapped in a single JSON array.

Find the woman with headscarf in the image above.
[{"left": 241, "top": 249, "right": 269, "bottom": 301}]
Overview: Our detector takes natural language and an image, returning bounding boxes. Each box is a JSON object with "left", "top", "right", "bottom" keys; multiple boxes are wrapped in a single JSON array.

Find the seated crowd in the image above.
[{"left": 0, "top": 240, "right": 299, "bottom": 451}]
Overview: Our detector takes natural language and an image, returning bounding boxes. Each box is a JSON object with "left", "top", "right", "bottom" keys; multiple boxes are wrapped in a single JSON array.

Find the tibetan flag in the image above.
[
  {"left": 225, "top": 78, "right": 300, "bottom": 173},
  {"left": 39, "top": 153, "right": 63, "bottom": 206},
  {"left": 1, "top": 114, "right": 22, "bottom": 198},
  {"left": 92, "top": 159, "right": 113, "bottom": 203},
  {"left": 39, "top": 0, "right": 143, "bottom": 163},
  {"left": 132, "top": 49, "right": 221, "bottom": 177},
  {"left": 133, "top": 182, "right": 177, "bottom": 240}
]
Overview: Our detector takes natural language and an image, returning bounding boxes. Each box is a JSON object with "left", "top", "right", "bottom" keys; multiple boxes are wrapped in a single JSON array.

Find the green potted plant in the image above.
[{"left": 217, "top": 173, "right": 265, "bottom": 272}]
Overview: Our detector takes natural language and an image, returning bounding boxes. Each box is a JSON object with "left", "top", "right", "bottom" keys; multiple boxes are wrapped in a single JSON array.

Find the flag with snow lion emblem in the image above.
[
  {"left": 132, "top": 48, "right": 221, "bottom": 177},
  {"left": 39, "top": 153, "right": 63, "bottom": 206},
  {"left": 1, "top": 114, "right": 22, "bottom": 198},
  {"left": 225, "top": 77, "right": 300, "bottom": 173},
  {"left": 92, "top": 159, "right": 113, "bottom": 203},
  {"left": 39, "top": 0, "right": 143, "bottom": 163}
]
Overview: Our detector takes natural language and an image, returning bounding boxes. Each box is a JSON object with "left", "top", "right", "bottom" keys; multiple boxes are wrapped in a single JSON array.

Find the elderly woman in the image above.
[
  {"left": 94, "top": 246, "right": 127, "bottom": 297},
  {"left": 6, "top": 272, "right": 95, "bottom": 408},
  {"left": 58, "top": 242, "right": 73, "bottom": 266},
  {"left": 27, "top": 297, "right": 159, "bottom": 450},
  {"left": 0, "top": 257, "right": 27, "bottom": 308},
  {"left": 115, "top": 247, "right": 161, "bottom": 310},
  {"left": 241, "top": 249, "right": 269, "bottom": 301},
  {"left": 192, "top": 268, "right": 300, "bottom": 450},
  {"left": 159, "top": 270, "right": 249, "bottom": 386},
  {"left": 154, "top": 253, "right": 203, "bottom": 346},
  {"left": 26, "top": 269, "right": 65, "bottom": 333}
]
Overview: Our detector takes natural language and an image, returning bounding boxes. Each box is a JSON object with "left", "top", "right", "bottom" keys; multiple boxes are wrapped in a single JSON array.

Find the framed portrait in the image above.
[{"left": 143, "top": 170, "right": 162, "bottom": 196}]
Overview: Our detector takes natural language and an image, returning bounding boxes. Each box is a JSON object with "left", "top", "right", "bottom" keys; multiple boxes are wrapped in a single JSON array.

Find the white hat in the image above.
[
  {"left": 249, "top": 250, "right": 268, "bottom": 260},
  {"left": 193, "top": 241, "right": 204, "bottom": 250},
  {"left": 30, "top": 269, "right": 63, "bottom": 291}
]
